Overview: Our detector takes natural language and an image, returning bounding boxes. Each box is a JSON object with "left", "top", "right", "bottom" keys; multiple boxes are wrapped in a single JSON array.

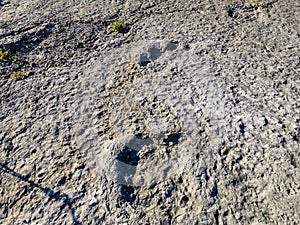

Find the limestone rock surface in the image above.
[{"left": 0, "top": 0, "right": 299, "bottom": 224}]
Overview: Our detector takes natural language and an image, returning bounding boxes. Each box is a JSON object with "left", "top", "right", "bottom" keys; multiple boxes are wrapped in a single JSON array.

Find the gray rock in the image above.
[{"left": 0, "top": 0, "right": 299, "bottom": 224}]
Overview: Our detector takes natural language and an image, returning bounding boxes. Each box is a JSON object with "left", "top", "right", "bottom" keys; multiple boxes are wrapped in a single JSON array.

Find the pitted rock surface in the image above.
[{"left": 0, "top": 0, "right": 299, "bottom": 224}]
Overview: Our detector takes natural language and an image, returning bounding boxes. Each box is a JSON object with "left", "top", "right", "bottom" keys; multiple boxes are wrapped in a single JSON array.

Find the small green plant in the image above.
[
  {"left": 10, "top": 71, "right": 27, "bottom": 79},
  {"left": 0, "top": 48, "right": 10, "bottom": 62},
  {"left": 107, "top": 20, "right": 126, "bottom": 33},
  {"left": 256, "top": 2, "right": 264, "bottom": 8}
]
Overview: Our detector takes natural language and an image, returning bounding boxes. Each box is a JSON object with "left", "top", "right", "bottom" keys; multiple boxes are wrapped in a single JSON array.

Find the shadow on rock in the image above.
[{"left": 0, "top": 162, "right": 82, "bottom": 225}]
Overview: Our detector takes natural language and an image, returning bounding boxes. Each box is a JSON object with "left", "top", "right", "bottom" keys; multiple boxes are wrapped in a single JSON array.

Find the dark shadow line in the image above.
[
  {"left": 1, "top": 23, "right": 55, "bottom": 53},
  {"left": 0, "top": 162, "right": 82, "bottom": 225}
]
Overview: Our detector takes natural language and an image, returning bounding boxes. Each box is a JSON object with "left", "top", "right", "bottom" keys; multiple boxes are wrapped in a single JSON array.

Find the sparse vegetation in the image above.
[
  {"left": 256, "top": 2, "right": 264, "bottom": 8},
  {"left": 107, "top": 20, "right": 126, "bottom": 33},
  {"left": 0, "top": 48, "right": 10, "bottom": 62},
  {"left": 10, "top": 71, "right": 27, "bottom": 79}
]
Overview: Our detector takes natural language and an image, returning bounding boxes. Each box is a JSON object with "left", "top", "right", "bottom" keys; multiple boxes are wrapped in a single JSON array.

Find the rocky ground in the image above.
[{"left": 0, "top": 0, "right": 299, "bottom": 224}]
